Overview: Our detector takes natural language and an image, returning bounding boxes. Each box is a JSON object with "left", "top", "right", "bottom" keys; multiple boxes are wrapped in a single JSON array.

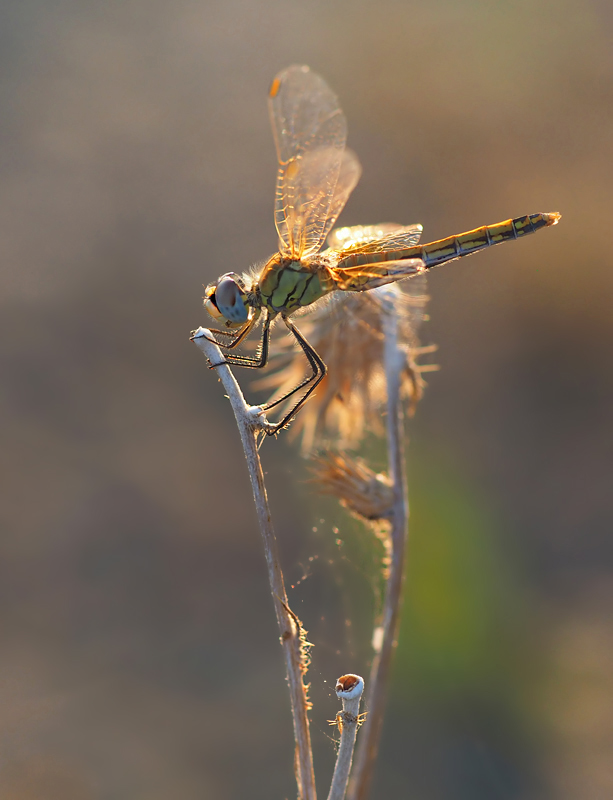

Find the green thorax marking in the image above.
[{"left": 258, "top": 254, "right": 331, "bottom": 314}]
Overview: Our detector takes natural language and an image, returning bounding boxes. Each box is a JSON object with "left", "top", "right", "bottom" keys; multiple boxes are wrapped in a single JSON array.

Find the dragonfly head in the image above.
[{"left": 204, "top": 272, "right": 249, "bottom": 328}]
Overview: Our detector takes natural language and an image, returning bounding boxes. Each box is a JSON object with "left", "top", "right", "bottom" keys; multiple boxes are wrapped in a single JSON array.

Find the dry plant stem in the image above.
[
  {"left": 327, "top": 675, "right": 365, "bottom": 800},
  {"left": 192, "top": 327, "right": 317, "bottom": 800},
  {"left": 346, "top": 303, "right": 409, "bottom": 800}
]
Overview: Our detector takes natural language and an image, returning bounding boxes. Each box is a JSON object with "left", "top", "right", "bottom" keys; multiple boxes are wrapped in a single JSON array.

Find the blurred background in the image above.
[{"left": 0, "top": 0, "right": 611, "bottom": 798}]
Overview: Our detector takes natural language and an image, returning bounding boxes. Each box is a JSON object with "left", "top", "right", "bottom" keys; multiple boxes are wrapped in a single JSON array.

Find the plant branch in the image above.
[
  {"left": 346, "top": 297, "right": 409, "bottom": 800},
  {"left": 327, "top": 674, "right": 365, "bottom": 800},
  {"left": 192, "top": 327, "right": 317, "bottom": 800}
]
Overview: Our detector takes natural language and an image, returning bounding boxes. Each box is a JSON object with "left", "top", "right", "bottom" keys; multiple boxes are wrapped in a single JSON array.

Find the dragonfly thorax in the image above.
[{"left": 257, "top": 252, "right": 331, "bottom": 315}]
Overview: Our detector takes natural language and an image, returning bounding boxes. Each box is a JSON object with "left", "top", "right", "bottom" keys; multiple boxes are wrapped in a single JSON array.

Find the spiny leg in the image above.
[
  {"left": 191, "top": 312, "right": 259, "bottom": 351},
  {"left": 263, "top": 318, "right": 326, "bottom": 410},
  {"left": 262, "top": 317, "right": 327, "bottom": 435},
  {"left": 262, "top": 334, "right": 325, "bottom": 411},
  {"left": 200, "top": 312, "right": 325, "bottom": 433},
  {"left": 221, "top": 314, "right": 272, "bottom": 369}
]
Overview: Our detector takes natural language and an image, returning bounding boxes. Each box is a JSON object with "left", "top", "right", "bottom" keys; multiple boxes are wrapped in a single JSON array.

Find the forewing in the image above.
[
  {"left": 328, "top": 222, "right": 423, "bottom": 254},
  {"left": 317, "top": 148, "right": 362, "bottom": 245},
  {"left": 269, "top": 65, "right": 347, "bottom": 258}
]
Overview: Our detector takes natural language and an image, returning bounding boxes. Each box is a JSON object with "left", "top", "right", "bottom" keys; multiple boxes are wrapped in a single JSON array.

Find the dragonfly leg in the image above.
[
  {"left": 191, "top": 312, "right": 259, "bottom": 350},
  {"left": 219, "top": 314, "right": 271, "bottom": 369},
  {"left": 261, "top": 317, "right": 326, "bottom": 435}
]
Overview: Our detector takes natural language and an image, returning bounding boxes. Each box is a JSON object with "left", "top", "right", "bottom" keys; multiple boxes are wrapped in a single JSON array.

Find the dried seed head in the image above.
[
  {"left": 310, "top": 451, "right": 394, "bottom": 521},
  {"left": 257, "top": 282, "right": 435, "bottom": 451}
]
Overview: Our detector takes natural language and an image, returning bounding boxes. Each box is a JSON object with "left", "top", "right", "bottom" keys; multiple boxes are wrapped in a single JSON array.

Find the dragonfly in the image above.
[{"left": 199, "top": 64, "right": 560, "bottom": 435}]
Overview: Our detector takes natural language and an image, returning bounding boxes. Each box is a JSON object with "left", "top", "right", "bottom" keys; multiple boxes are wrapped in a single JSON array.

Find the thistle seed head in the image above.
[
  {"left": 258, "top": 282, "right": 434, "bottom": 451},
  {"left": 310, "top": 451, "right": 394, "bottom": 521}
]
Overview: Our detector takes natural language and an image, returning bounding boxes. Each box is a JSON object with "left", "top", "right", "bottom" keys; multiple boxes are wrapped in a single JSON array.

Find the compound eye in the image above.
[{"left": 215, "top": 276, "right": 248, "bottom": 323}]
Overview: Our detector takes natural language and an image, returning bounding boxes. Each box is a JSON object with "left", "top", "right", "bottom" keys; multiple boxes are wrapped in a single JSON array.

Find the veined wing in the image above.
[
  {"left": 329, "top": 258, "right": 430, "bottom": 335},
  {"left": 268, "top": 65, "right": 351, "bottom": 259},
  {"left": 327, "top": 222, "right": 423, "bottom": 254},
  {"left": 318, "top": 148, "right": 361, "bottom": 247},
  {"left": 327, "top": 222, "right": 428, "bottom": 324},
  {"left": 330, "top": 257, "right": 425, "bottom": 292}
]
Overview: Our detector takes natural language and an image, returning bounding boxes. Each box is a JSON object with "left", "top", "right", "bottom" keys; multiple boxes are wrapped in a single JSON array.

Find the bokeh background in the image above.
[{"left": 1, "top": 0, "right": 612, "bottom": 798}]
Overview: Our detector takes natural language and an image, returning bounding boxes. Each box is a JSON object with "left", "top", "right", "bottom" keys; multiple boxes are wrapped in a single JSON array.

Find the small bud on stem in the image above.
[{"left": 327, "top": 674, "right": 365, "bottom": 800}]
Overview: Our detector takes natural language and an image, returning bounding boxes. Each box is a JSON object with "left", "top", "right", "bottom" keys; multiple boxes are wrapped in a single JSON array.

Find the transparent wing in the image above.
[
  {"left": 317, "top": 148, "right": 362, "bottom": 246},
  {"left": 269, "top": 65, "right": 349, "bottom": 259},
  {"left": 399, "top": 271, "right": 429, "bottom": 334},
  {"left": 330, "top": 258, "right": 425, "bottom": 292},
  {"left": 329, "top": 265, "right": 429, "bottom": 334},
  {"left": 327, "top": 222, "right": 423, "bottom": 254}
]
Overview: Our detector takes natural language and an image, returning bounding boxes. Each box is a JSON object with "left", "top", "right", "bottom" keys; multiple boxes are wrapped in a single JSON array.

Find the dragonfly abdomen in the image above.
[
  {"left": 335, "top": 213, "right": 560, "bottom": 274},
  {"left": 420, "top": 212, "right": 560, "bottom": 269}
]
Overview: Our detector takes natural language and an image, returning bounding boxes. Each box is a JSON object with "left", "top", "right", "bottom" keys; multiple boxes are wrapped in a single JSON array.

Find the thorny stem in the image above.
[
  {"left": 346, "top": 298, "right": 409, "bottom": 800},
  {"left": 192, "top": 327, "right": 317, "bottom": 800},
  {"left": 327, "top": 675, "right": 365, "bottom": 800}
]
